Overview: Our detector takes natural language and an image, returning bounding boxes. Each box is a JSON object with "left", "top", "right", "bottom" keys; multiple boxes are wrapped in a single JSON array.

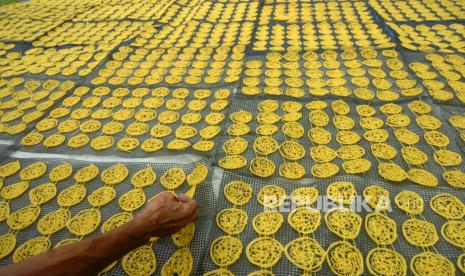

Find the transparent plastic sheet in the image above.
[
  {"left": 201, "top": 169, "right": 465, "bottom": 275},
  {"left": 215, "top": 93, "right": 465, "bottom": 185},
  {"left": 19, "top": 85, "right": 235, "bottom": 159},
  {"left": 0, "top": 156, "right": 216, "bottom": 276}
]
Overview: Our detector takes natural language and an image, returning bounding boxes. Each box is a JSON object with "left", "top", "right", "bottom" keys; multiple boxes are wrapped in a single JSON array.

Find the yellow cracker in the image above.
[
  {"left": 363, "top": 185, "right": 390, "bottom": 211},
  {"left": 1, "top": 181, "right": 29, "bottom": 200},
  {"left": 408, "top": 168, "right": 438, "bottom": 187},
  {"left": 279, "top": 162, "right": 305, "bottom": 180},
  {"left": 160, "top": 167, "right": 186, "bottom": 190},
  {"left": 210, "top": 236, "right": 242, "bottom": 267},
  {"left": 37, "top": 208, "right": 71, "bottom": 236},
  {"left": 285, "top": 237, "right": 326, "bottom": 272},
  {"left": 67, "top": 208, "right": 101, "bottom": 236},
  {"left": 131, "top": 166, "right": 156, "bottom": 188},
  {"left": 0, "top": 233, "right": 16, "bottom": 260},
  {"left": 443, "top": 170, "right": 465, "bottom": 188},
  {"left": 141, "top": 139, "right": 164, "bottom": 153},
  {"left": 257, "top": 185, "right": 285, "bottom": 209},
  {"left": 367, "top": 248, "right": 407, "bottom": 276},
  {"left": 49, "top": 163, "right": 73, "bottom": 182},
  {"left": 311, "top": 163, "right": 339, "bottom": 178},
  {"left": 29, "top": 182, "right": 56, "bottom": 205},
  {"left": 342, "top": 158, "right": 372, "bottom": 174},
  {"left": 101, "top": 163, "right": 129, "bottom": 185},
  {"left": 161, "top": 248, "right": 193, "bottom": 276},
  {"left": 7, "top": 205, "right": 41, "bottom": 231},
  {"left": 252, "top": 211, "right": 284, "bottom": 236},
  {"left": 326, "top": 241, "right": 363, "bottom": 276},
  {"left": 122, "top": 246, "right": 157, "bottom": 276},
  {"left": 74, "top": 164, "right": 99, "bottom": 183},
  {"left": 326, "top": 181, "right": 357, "bottom": 205},
  {"left": 58, "top": 184, "right": 86, "bottom": 207},
  {"left": 0, "top": 160, "right": 20, "bottom": 178},
  {"left": 20, "top": 161, "right": 47, "bottom": 181},
  {"left": 430, "top": 193, "right": 465, "bottom": 220},
  {"left": 246, "top": 237, "right": 283, "bottom": 269},
  {"left": 378, "top": 162, "right": 407, "bottom": 182},
  {"left": 216, "top": 208, "right": 248, "bottom": 235},
  {"left": 325, "top": 208, "right": 362, "bottom": 240},
  {"left": 395, "top": 190, "right": 424, "bottom": 215},
  {"left": 250, "top": 157, "right": 275, "bottom": 178},
  {"left": 13, "top": 237, "right": 50, "bottom": 263},
  {"left": 288, "top": 206, "right": 321, "bottom": 235},
  {"left": 291, "top": 187, "right": 318, "bottom": 206},
  {"left": 219, "top": 155, "right": 247, "bottom": 170},
  {"left": 223, "top": 180, "right": 253, "bottom": 206},
  {"left": 101, "top": 212, "right": 133, "bottom": 234},
  {"left": 441, "top": 220, "right": 465, "bottom": 248},
  {"left": 88, "top": 186, "right": 116, "bottom": 208},
  {"left": 410, "top": 252, "right": 454, "bottom": 276},
  {"left": 365, "top": 212, "right": 397, "bottom": 245},
  {"left": 119, "top": 188, "right": 146, "bottom": 212}
]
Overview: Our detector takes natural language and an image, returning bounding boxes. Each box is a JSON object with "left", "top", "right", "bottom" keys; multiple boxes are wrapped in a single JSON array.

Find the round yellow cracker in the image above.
[
  {"left": 410, "top": 252, "right": 455, "bottom": 276},
  {"left": 67, "top": 208, "right": 101, "bottom": 236},
  {"left": 246, "top": 237, "right": 283, "bottom": 269},
  {"left": 13, "top": 237, "right": 50, "bottom": 263},
  {"left": 122, "top": 246, "right": 157, "bottom": 276},
  {"left": 210, "top": 236, "right": 242, "bottom": 267}
]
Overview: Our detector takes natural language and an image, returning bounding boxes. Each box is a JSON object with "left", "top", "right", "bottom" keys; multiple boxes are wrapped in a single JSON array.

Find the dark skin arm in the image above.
[{"left": 0, "top": 192, "right": 198, "bottom": 276}]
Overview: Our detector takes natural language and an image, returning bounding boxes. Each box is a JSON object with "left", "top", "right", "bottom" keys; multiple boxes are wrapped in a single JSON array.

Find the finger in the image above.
[
  {"left": 182, "top": 201, "right": 198, "bottom": 215},
  {"left": 185, "top": 209, "right": 199, "bottom": 222},
  {"left": 190, "top": 212, "right": 199, "bottom": 222},
  {"left": 184, "top": 198, "right": 198, "bottom": 211},
  {"left": 177, "top": 194, "right": 193, "bottom": 203},
  {"left": 161, "top": 191, "right": 177, "bottom": 200},
  {"left": 149, "top": 192, "right": 174, "bottom": 205},
  {"left": 190, "top": 202, "right": 198, "bottom": 213}
]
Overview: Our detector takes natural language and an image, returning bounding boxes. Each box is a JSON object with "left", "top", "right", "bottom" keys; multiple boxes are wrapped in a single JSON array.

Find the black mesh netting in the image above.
[
  {"left": 0, "top": 157, "right": 215, "bottom": 275},
  {"left": 202, "top": 169, "right": 465, "bottom": 275}
]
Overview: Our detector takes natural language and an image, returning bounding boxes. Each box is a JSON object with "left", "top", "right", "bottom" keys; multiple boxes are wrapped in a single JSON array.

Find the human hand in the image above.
[{"left": 133, "top": 192, "right": 198, "bottom": 239}]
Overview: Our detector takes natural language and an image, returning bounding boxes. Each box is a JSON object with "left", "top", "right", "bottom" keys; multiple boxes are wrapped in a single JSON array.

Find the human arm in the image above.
[{"left": 0, "top": 192, "right": 198, "bottom": 276}]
